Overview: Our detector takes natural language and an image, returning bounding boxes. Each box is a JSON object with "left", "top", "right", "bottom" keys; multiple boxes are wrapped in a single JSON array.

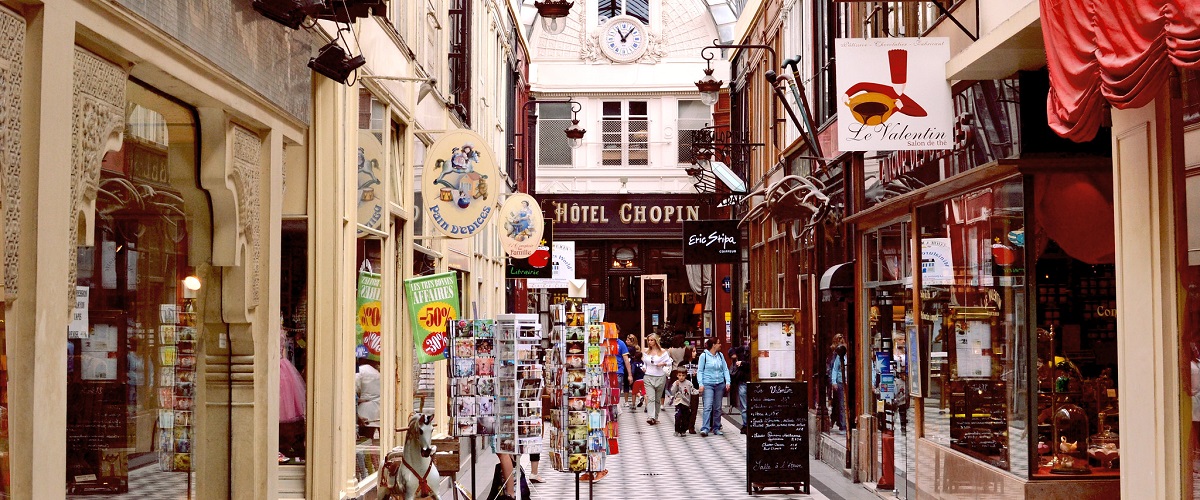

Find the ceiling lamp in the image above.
[
  {"left": 309, "top": 41, "right": 366, "bottom": 84},
  {"left": 564, "top": 105, "right": 586, "bottom": 149},
  {"left": 252, "top": 0, "right": 326, "bottom": 30},
  {"left": 695, "top": 53, "right": 723, "bottom": 106},
  {"left": 534, "top": 0, "right": 573, "bottom": 35}
]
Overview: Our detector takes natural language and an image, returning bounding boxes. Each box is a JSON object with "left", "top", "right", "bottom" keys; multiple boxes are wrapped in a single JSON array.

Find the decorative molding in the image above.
[
  {"left": 579, "top": 4, "right": 601, "bottom": 63},
  {"left": 231, "top": 125, "right": 263, "bottom": 307},
  {"left": 643, "top": 31, "right": 669, "bottom": 63},
  {"left": 70, "top": 47, "right": 125, "bottom": 307},
  {"left": 0, "top": 7, "right": 22, "bottom": 301}
]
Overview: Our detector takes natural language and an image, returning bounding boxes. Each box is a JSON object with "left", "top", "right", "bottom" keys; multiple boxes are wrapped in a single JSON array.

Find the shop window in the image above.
[
  {"left": 412, "top": 249, "right": 438, "bottom": 422},
  {"left": 278, "top": 221, "right": 309, "bottom": 466},
  {"left": 354, "top": 240, "right": 383, "bottom": 483},
  {"left": 447, "top": 0, "right": 471, "bottom": 124},
  {"left": 602, "top": 101, "right": 649, "bottom": 167},
  {"left": 68, "top": 82, "right": 208, "bottom": 497},
  {"left": 1179, "top": 66, "right": 1200, "bottom": 497},
  {"left": 918, "top": 178, "right": 1028, "bottom": 474}
]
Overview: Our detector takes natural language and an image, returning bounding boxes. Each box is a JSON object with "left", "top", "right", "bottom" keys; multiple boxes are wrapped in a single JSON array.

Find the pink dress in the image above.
[{"left": 279, "top": 358, "right": 307, "bottom": 423}]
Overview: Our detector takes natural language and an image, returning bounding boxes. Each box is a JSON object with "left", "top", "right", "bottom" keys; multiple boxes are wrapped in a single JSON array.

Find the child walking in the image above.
[{"left": 667, "top": 369, "right": 698, "bottom": 437}]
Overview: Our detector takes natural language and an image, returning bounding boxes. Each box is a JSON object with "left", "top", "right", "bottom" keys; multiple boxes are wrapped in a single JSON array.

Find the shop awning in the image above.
[
  {"left": 819, "top": 262, "right": 854, "bottom": 290},
  {"left": 1041, "top": 0, "right": 1200, "bottom": 142}
]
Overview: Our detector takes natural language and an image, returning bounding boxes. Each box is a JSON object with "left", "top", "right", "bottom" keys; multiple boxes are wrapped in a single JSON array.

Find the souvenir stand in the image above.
[
  {"left": 447, "top": 319, "right": 496, "bottom": 499},
  {"left": 546, "top": 303, "right": 618, "bottom": 500}
]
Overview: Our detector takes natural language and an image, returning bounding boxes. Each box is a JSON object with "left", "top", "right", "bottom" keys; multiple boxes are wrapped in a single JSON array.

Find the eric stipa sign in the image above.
[{"left": 683, "top": 219, "right": 740, "bottom": 265}]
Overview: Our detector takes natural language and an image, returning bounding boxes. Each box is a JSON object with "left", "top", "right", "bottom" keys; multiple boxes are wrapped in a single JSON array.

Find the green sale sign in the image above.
[{"left": 404, "top": 272, "right": 460, "bottom": 363}]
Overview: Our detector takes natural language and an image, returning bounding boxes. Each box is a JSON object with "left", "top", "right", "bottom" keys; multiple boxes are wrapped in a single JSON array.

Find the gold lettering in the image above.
[
  {"left": 686, "top": 206, "right": 699, "bottom": 220},
  {"left": 555, "top": 202, "right": 567, "bottom": 222},
  {"left": 599, "top": 206, "right": 609, "bottom": 223},
  {"left": 570, "top": 204, "right": 581, "bottom": 223},
  {"left": 633, "top": 205, "right": 646, "bottom": 223},
  {"left": 649, "top": 206, "right": 662, "bottom": 223},
  {"left": 1096, "top": 306, "right": 1117, "bottom": 318},
  {"left": 590, "top": 206, "right": 600, "bottom": 223},
  {"left": 664, "top": 206, "right": 676, "bottom": 222},
  {"left": 620, "top": 203, "right": 633, "bottom": 223}
]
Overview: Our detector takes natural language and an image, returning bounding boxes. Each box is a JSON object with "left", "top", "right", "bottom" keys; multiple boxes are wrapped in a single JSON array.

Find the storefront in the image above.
[{"left": 534, "top": 194, "right": 704, "bottom": 345}]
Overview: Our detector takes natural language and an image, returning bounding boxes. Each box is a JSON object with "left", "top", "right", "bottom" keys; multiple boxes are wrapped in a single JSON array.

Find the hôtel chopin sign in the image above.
[{"left": 536, "top": 194, "right": 702, "bottom": 239}]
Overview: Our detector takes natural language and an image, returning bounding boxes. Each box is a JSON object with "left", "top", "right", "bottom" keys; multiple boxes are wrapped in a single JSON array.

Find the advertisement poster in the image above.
[
  {"left": 404, "top": 272, "right": 460, "bottom": 363},
  {"left": 68, "top": 286, "right": 90, "bottom": 339},
  {"left": 421, "top": 130, "right": 499, "bottom": 239},
  {"left": 499, "top": 193, "right": 545, "bottom": 259},
  {"left": 356, "top": 270, "right": 383, "bottom": 362},
  {"left": 835, "top": 37, "right": 953, "bottom": 151},
  {"left": 921, "top": 237, "right": 954, "bottom": 286},
  {"left": 527, "top": 241, "right": 576, "bottom": 289}
]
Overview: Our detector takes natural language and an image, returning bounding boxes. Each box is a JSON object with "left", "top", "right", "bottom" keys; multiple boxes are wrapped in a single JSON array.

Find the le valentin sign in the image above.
[
  {"left": 835, "top": 37, "right": 952, "bottom": 151},
  {"left": 683, "top": 219, "right": 740, "bottom": 265},
  {"left": 537, "top": 194, "right": 702, "bottom": 239}
]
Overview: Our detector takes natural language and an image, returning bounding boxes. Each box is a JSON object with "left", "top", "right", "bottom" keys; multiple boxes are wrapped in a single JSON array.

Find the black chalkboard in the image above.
[{"left": 746, "top": 382, "right": 809, "bottom": 495}]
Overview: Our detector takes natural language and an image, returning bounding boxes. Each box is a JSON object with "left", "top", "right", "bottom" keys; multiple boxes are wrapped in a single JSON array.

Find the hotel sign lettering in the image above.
[{"left": 536, "top": 195, "right": 702, "bottom": 239}]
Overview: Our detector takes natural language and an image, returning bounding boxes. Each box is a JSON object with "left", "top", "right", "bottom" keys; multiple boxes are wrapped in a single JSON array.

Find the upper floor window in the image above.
[
  {"left": 677, "top": 100, "right": 710, "bottom": 164},
  {"left": 598, "top": 0, "right": 649, "bottom": 24},
  {"left": 602, "top": 101, "right": 648, "bottom": 167},
  {"left": 448, "top": 0, "right": 471, "bottom": 124},
  {"left": 537, "top": 103, "right": 574, "bottom": 166}
]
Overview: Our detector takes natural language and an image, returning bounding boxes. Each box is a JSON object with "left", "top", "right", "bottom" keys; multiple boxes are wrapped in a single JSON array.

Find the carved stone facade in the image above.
[
  {"left": 0, "top": 7, "right": 22, "bottom": 300},
  {"left": 70, "top": 48, "right": 126, "bottom": 308},
  {"left": 231, "top": 125, "right": 262, "bottom": 308}
]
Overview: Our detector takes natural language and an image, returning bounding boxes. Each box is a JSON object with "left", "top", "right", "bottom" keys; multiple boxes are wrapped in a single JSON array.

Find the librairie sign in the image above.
[
  {"left": 835, "top": 37, "right": 952, "bottom": 151},
  {"left": 683, "top": 219, "right": 740, "bottom": 265}
]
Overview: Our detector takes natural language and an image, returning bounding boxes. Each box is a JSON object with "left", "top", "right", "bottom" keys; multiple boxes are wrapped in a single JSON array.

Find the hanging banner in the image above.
[
  {"left": 507, "top": 221, "right": 554, "bottom": 279},
  {"left": 356, "top": 270, "right": 383, "bottom": 362},
  {"left": 835, "top": 37, "right": 953, "bottom": 151},
  {"left": 499, "top": 193, "right": 545, "bottom": 259},
  {"left": 405, "top": 272, "right": 460, "bottom": 363},
  {"left": 421, "top": 130, "right": 499, "bottom": 238},
  {"left": 357, "top": 131, "right": 386, "bottom": 236}
]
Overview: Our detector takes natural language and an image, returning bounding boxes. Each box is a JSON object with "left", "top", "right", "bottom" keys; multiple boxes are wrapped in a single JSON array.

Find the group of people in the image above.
[{"left": 632, "top": 333, "right": 751, "bottom": 437}]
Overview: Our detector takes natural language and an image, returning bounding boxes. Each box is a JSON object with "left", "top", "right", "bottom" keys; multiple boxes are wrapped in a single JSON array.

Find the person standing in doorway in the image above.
[
  {"left": 828, "top": 335, "right": 848, "bottom": 432},
  {"left": 729, "top": 339, "right": 751, "bottom": 434},
  {"left": 641, "top": 334, "right": 672, "bottom": 425},
  {"left": 697, "top": 338, "right": 731, "bottom": 436}
]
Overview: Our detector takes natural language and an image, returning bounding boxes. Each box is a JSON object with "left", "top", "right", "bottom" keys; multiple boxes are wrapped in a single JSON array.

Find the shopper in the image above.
[
  {"left": 641, "top": 334, "right": 673, "bottom": 425},
  {"left": 682, "top": 343, "right": 699, "bottom": 433},
  {"left": 827, "top": 335, "right": 848, "bottom": 431},
  {"left": 629, "top": 349, "right": 646, "bottom": 409},
  {"left": 666, "top": 368, "right": 698, "bottom": 436},
  {"left": 729, "top": 339, "right": 751, "bottom": 434},
  {"left": 697, "top": 338, "right": 730, "bottom": 436},
  {"left": 354, "top": 352, "right": 381, "bottom": 439},
  {"left": 667, "top": 334, "right": 687, "bottom": 368},
  {"left": 613, "top": 326, "right": 633, "bottom": 412}
]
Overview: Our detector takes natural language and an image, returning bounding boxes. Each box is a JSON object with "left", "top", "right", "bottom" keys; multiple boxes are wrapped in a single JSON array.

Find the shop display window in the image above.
[
  {"left": 278, "top": 223, "right": 308, "bottom": 465},
  {"left": 1182, "top": 67, "right": 1200, "bottom": 499},
  {"left": 68, "top": 82, "right": 206, "bottom": 497},
  {"left": 354, "top": 240, "right": 383, "bottom": 482},
  {"left": 918, "top": 179, "right": 1028, "bottom": 475}
]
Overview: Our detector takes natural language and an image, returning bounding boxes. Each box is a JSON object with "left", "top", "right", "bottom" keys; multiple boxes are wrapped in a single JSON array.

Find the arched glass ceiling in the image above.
[{"left": 518, "top": 0, "right": 745, "bottom": 44}]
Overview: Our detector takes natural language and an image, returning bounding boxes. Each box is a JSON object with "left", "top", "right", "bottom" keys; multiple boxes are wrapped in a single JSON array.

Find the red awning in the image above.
[{"left": 1041, "top": 0, "right": 1200, "bottom": 142}]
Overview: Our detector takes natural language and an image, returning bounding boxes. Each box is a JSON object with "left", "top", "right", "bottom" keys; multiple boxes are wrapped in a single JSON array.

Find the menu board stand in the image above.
[{"left": 745, "top": 382, "right": 809, "bottom": 495}]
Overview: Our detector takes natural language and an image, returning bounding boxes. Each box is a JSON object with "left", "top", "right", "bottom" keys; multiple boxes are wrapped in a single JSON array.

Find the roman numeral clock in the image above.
[{"left": 600, "top": 15, "right": 648, "bottom": 63}]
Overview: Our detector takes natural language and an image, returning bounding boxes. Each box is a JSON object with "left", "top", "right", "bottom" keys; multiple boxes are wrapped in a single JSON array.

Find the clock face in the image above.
[{"left": 601, "top": 17, "right": 646, "bottom": 62}]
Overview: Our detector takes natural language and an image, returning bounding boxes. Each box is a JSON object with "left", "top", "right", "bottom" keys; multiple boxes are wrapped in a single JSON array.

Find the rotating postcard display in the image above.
[
  {"left": 546, "top": 303, "right": 619, "bottom": 472},
  {"left": 157, "top": 299, "right": 197, "bottom": 472},
  {"left": 448, "top": 316, "right": 543, "bottom": 454}
]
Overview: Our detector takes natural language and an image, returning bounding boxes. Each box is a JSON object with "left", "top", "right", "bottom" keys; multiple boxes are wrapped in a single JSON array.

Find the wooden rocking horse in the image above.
[{"left": 379, "top": 413, "right": 441, "bottom": 500}]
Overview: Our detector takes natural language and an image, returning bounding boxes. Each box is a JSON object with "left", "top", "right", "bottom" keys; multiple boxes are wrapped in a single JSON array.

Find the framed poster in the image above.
[{"left": 749, "top": 308, "right": 801, "bottom": 382}]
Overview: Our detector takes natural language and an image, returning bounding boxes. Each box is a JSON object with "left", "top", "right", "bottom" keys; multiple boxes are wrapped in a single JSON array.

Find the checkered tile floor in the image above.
[
  {"left": 69, "top": 463, "right": 192, "bottom": 499},
  {"left": 524, "top": 402, "right": 826, "bottom": 499}
]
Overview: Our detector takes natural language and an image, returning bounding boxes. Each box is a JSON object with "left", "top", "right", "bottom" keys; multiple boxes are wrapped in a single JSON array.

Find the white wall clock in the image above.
[{"left": 600, "top": 15, "right": 647, "bottom": 63}]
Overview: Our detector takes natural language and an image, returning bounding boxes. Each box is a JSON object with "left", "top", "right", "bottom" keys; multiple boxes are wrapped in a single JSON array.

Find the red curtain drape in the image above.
[{"left": 1041, "top": 0, "right": 1200, "bottom": 142}]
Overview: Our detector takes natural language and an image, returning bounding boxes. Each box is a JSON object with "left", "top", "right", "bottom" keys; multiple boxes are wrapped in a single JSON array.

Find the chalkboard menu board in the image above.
[
  {"left": 746, "top": 382, "right": 809, "bottom": 494},
  {"left": 949, "top": 379, "right": 1008, "bottom": 468}
]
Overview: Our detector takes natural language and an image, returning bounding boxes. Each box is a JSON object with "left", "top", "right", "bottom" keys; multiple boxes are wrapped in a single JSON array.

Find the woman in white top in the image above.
[{"left": 641, "top": 334, "right": 673, "bottom": 425}]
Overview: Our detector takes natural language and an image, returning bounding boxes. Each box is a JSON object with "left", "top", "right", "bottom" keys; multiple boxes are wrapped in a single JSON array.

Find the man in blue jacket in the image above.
[{"left": 697, "top": 338, "right": 731, "bottom": 436}]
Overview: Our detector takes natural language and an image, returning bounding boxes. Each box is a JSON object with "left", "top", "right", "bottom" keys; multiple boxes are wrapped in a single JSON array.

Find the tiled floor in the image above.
[{"left": 524, "top": 402, "right": 831, "bottom": 500}]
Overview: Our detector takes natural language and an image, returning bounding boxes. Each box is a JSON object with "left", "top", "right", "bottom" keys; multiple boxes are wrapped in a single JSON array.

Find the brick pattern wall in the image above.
[{"left": 116, "top": 0, "right": 315, "bottom": 123}]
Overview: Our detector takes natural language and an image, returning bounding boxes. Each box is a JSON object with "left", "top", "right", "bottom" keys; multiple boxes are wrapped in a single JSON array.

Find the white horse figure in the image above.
[{"left": 379, "top": 413, "right": 440, "bottom": 500}]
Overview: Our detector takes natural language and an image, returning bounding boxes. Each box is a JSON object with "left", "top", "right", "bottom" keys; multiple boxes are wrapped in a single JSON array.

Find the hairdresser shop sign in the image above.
[
  {"left": 835, "top": 38, "right": 952, "bottom": 151},
  {"left": 405, "top": 272, "right": 461, "bottom": 363}
]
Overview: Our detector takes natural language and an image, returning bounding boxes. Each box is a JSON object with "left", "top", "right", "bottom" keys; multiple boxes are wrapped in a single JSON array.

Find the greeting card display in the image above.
[
  {"left": 157, "top": 299, "right": 196, "bottom": 472},
  {"left": 449, "top": 320, "right": 496, "bottom": 436},
  {"left": 491, "top": 314, "right": 543, "bottom": 455},
  {"left": 547, "top": 303, "right": 619, "bottom": 472}
]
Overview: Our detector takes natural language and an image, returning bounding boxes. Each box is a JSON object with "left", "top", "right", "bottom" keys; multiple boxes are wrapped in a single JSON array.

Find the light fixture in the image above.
[
  {"left": 619, "top": 177, "right": 629, "bottom": 194},
  {"left": 359, "top": 75, "right": 439, "bottom": 103},
  {"left": 183, "top": 276, "right": 202, "bottom": 291},
  {"left": 309, "top": 40, "right": 366, "bottom": 84},
  {"left": 534, "top": 0, "right": 573, "bottom": 35},
  {"left": 564, "top": 104, "right": 586, "bottom": 149},
  {"left": 316, "top": 0, "right": 387, "bottom": 23},
  {"left": 695, "top": 53, "right": 724, "bottom": 106},
  {"left": 252, "top": 0, "right": 326, "bottom": 30},
  {"left": 710, "top": 160, "right": 747, "bottom": 193}
]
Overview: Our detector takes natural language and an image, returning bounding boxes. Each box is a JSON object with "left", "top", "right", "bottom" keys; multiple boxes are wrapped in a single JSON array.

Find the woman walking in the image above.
[
  {"left": 641, "top": 334, "right": 673, "bottom": 425},
  {"left": 697, "top": 338, "right": 731, "bottom": 436}
]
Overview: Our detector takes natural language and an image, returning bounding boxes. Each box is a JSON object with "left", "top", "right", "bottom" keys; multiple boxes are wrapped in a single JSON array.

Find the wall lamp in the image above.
[
  {"left": 564, "top": 102, "right": 586, "bottom": 150},
  {"left": 309, "top": 39, "right": 365, "bottom": 84},
  {"left": 534, "top": 0, "right": 574, "bottom": 35},
  {"left": 359, "top": 75, "right": 439, "bottom": 103},
  {"left": 252, "top": 0, "right": 325, "bottom": 30}
]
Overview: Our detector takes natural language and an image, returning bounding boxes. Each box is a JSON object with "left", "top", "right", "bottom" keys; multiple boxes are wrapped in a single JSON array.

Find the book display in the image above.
[{"left": 546, "top": 303, "right": 619, "bottom": 473}]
